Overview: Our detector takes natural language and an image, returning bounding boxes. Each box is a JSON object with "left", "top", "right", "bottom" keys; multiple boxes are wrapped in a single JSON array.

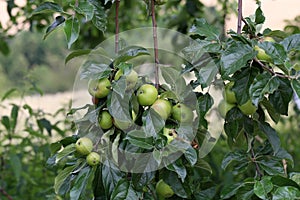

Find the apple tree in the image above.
[{"left": 12, "top": 0, "right": 300, "bottom": 199}]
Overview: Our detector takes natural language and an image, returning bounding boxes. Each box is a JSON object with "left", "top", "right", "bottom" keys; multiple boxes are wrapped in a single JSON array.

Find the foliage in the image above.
[{"left": 0, "top": 0, "right": 300, "bottom": 200}]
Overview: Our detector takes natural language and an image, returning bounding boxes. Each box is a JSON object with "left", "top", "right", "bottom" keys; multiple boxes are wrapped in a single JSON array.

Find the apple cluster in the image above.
[
  {"left": 75, "top": 137, "right": 100, "bottom": 166},
  {"left": 88, "top": 67, "right": 195, "bottom": 145},
  {"left": 218, "top": 82, "right": 257, "bottom": 117}
]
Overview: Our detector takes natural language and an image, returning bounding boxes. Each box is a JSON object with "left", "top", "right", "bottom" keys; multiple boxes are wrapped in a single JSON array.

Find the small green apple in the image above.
[
  {"left": 163, "top": 128, "right": 177, "bottom": 144},
  {"left": 156, "top": 179, "right": 174, "bottom": 198},
  {"left": 98, "top": 110, "right": 113, "bottom": 130},
  {"left": 172, "top": 103, "right": 193, "bottom": 123},
  {"left": 224, "top": 82, "right": 237, "bottom": 104},
  {"left": 88, "top": 78, "right": 111, "bottom": 98},
  {"left": 151, "top": 99, "right": 172, "bottom": 120},
  {"left": 113, "top": 118, "right": 132, "bottom": 130},
  {"left": 238, "top": 100, "right": 257, "bottom": 115},
  {"left": 115, "top": 69, "right": 138, "bottom": 90},
  {"left": 264, "top": 36, "right": 275, "bottom": 42},
  {"left": 86, "top": 152, "right": 100, "bottom": 166},
  {"left": 75, "top": 137, "right": 93, "bottom": 155},
  {"left": 218, "top": 99, "right": 235, "bottom": 118},
  {"left": 254, "top": 45, "right": 272, "bottom": 62},
  {"left": 137, "top": 84, "right": 158, "bottom": 106}
]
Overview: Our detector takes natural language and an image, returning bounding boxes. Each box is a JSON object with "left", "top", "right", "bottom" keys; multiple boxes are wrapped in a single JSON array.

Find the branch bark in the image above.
[
  {"left": 0, "top": 188, "right": 13, "bottom": 200},
  {"left": 151, "top": 0, "right": 160, "bottom": 88},
  {"left": 237, "top": 0, "right": 243, "bottom": 34},
  {"left": 115, "top": 0, "right": 120, "bottom": 54}
]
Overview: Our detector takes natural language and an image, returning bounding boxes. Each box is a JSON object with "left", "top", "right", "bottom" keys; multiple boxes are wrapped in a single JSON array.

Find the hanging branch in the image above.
[
  {"left": 237, "top": 0, "right": 243, "bottom": 34},
  {"left": 115, "top": 0, "right": 120, "bottom": 54},
  {"left": 0, "top": 188, "right": 13, "bottom": 200},
  {"left": 151, "top": 0, "right": 160, "bottom": 88}
]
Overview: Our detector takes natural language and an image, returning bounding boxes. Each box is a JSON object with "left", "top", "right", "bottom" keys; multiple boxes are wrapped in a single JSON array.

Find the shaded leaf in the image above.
[
  {"left": 31, "top": 2, "right": 63, "bottom": 16},
  {"left": 272, "top": 186, "right": 300, "bottom": 200},
  {"left": 89, "top": 0, "right": 107, "bottom": 32},
  {"left": 102, "top": 160, "right": 123, "bottom": 198},
  {"left": 70, "top": 166, "right": 93, "bottom": 200},
  {"left": 255, "top": 6, "right": 265, "bottom": 24},
  {"left": 64, "top": 17, "right": 80, "bottom": 49},
  {"left": 280, "top": 33, "right": 300, "bottom": 52},
  {"left": 190, "top": 18, "right": 220, "bottom": 41},
  {"left": 43, "top": 16, "right": 65, "bottom": 40},
  {"left": 259, "top": 122, "right": 281, "bottom": 154},
  {"left": 254, "top": 176, "right": 273, "bottom": 199},
  {"left": 111, "top": 179, "right": 139, "bottom": 200},
  {"left": 65, "top": 49, "right": 92, "bottom": 64},
  {"left": 114, "top": 46, "right": 150, "bottom": 65}
]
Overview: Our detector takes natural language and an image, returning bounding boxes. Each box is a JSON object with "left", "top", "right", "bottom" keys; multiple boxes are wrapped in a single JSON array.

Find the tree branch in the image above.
[
  {"left": 0, "top": 188, "right": 13, "bottom": 200},
  {"left": 115, "top": 0, "right": 120, "bottom": 54},
  {"left": 253, "top": 58, "right": 290, "bottom": 79},
  {"left": 237, "top": 0, "right": 243, "bottom": 34},
  {"left": 151, "top": 0, "right": 160, "bottom": 88}
]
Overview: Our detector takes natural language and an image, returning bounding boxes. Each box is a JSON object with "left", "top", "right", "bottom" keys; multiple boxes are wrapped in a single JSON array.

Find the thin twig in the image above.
[
  {"left": 253, "top": 58, "right": 290, "bottom": 79},
  {"left": 244, "top": 132, "right": 263, "bottom": 179},
  {"left": 237, "top": 0, "right": 243, "bottom": 34},
  {"left": 151, "top": 0, "right": 160, "bottom": 88},
  {"left": 115, "top": 0, "right": 120, "bottom": 54},
  {"left": 0, "top": 188, "right": 13, "bottom": 200}
]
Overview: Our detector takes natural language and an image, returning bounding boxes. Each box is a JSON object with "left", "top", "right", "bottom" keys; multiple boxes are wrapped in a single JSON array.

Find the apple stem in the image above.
[
  {"left": 237, "top": 0, "right": 242, "bottom": 34},
  {"left": 115, "top": 0, "right": 120, "bottom": 54},
  {"left": 151, "top": 0, "right": 160, "bottom": 89}
]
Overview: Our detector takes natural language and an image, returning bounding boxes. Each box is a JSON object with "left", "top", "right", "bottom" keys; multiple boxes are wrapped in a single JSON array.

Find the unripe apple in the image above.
[
  {"left": 218, "top": 99, "right": 235, "bottom": 118},
  {"left": 163, "top": 128, "right": 177, "bottom": 144},
  {"left": 113, "top": 118, "right": 132, "bottom": 130},
  {"left": 137, "top": 84, "right": 158, "bottom": 106},
  {"left": 98, "top": 110, "right": 113, "bottom": 130},
  {"left": 254, "top": 45, "right": 272, "bottom": 62},
  {"left": 75, "top": 137, "right": 93, "bottom": 155},
  {"left": 88, "top": 78, "right": 111, "bottom": 98},
  {"left": 86, "top": 152, "right": 100, "bottom": 166},
  {"left": 151, "top": 99, "right": 172, "bottom": 120},
  {"left": 172, "top": 103, "right": 193, "bottom": 123},
  {"left": 264, "top": 36, "right": 275, "bottom": 43},
  {"left": 224, "top": 82, "right": 237, "bottom": 104},
  {"left": 238, "top": 100, "right": 257, "bottom": 115},
  {"left": 156, "top": 179, "right": 174, "bottom": 198},
  {"left": 115, "top": 69, "right": 138, "bottom": 90}
]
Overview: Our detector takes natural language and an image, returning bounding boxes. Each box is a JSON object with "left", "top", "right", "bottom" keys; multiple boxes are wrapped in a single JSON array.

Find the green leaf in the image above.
[
  {"left": 142, "top": 109, "right": 165, "bottom": 137},
  {"left": 9, "top": 152, "right": 22, "bottom": 182},
  {"left": 73, "top": 1, "right": 94, "bottom": 21},
  {"left": 102, "top": 160, "right": 123, "bottom": 198},
  {"left": 280, "top": 33, "right": 300, "bottom": 52},
  {"left": 232, "top": 67, "right": 259, "bottom": 105},
  {"left": 43, "top": 16, "right": 65, "bottom": 40},
  {"left": 221, "top": 151, "right": 248, "bottom": 170},
  {"left": 1, "top": 88, "right": 17, "bottom": 101},
  {"left": 89, "top": 0, "right": 107, "bottom": 32},
  {"left": 54, "top": 164, "right": 78, "bottom": 195},
  {"left": 197, "top": 93, "right": 214, "bottom": 129},
  {"left": 162, "top": 171, "right": 188, "bottom": 198},
  {"left": 220, "top": 182, "right": 245, "bottom": 199},
  {"left": 166, "top": 160, "right": 187, "bottom": 182},
  {"left": 70, "top": 166, "right": 93, "bottom": 200},
  {"left": 249, "top": 72, "right": 280, "bottom": 106},
  {"left": 111, "top": 179, "right": 139, "bottom": 200},
  {"left": 0, "top": 39, "right": 10, "bottom": 55},
  {"left": 124, "top": 134, "right": 154, "bottom": 150},
  {"left": 255, "top": 6, "right": 265, "bottom": 24},
  {"left": 195, "top": 159, "right": 212, "bottom": 174},
  {"left": 55, "top": 144, "right": 76, "bottom": 164},
  {"left": 292, "top": 79, "right": 300, "bottom": 99},
  {"left": 220, "top": 42, "right": 256, "bottom": 78},
  {"left": 190, "top": 18, "right": 220, "bottom": 41},
  {"left": 1, "top": 116, "right": 10, "bottom": 132},
  {"left": 271, "top": 175, "right": 300, "bottom": 190},
  {"left": 65, "top": 49, "right": 92, "bottom": 64},
  {"left": 80, "top": 63, "right": 112, "bottom": 80},
  {"left": 31, "top": 2, "right": 63, "bottom": 16},
  {"left": 261, "top": 98, "right": 280, "bottom": 123},
  {"left": 196, "top": 60, "right": 219, "bottom": 88},
  {"left": 254, "top": 176, "right": 273, "bottom": 199},
  {"left": 114, "top": 46, "right": 150, "bottom": 65},
  {"left": 184, "top": 146, "right": 197, "bottom": 166},
  {"left": 259, "top": 122, "right": 281, "bottom": 154},
  {"left": 108, "top": 92, "right": 132, "bottom": 123},
  {"left": 64, "top": 17, "right": 80, "bottom": 49},
  {"left": 10, "top": 104, "right": 19, "bottom": 133},
  {"left": 269, "top": 78, "right": 293, "bottom": 115},
  {"left": 272, "top": 186, "right": 300, "bottom": 200}
]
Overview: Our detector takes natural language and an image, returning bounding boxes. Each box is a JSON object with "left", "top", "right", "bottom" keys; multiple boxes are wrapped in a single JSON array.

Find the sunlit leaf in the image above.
[{"left": 64, "top": 17, "right": 80, "bottom": 49}]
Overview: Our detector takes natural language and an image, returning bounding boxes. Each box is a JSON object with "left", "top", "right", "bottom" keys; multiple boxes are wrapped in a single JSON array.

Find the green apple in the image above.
[
  {"left": 172, "top": 103, "right": 193, "bottom": 123},
  {"left": 254, "top": 45, "right": 272, "bottom": 62},
  {"left": 163, "top": 128, "right": 177, "bottom": 144},
  {"left": 75, "top": 137, "right": 93, "bottom": 155},
  {"left": 98, "top": 110, "right": 113, "bottom": 130},
  {"left": 88, "top": 78, "right": 111, "bottom": 98},
  {"left": 115, "top": 69, "right": 138, "bottom": 90},
  {"left": 218, "top": 99, "right": 235, "bottom": 118},
  {"left": 113, "top": 118, "right": 132, "bottom": 130},
  {"left": 156, "top": 179, "right": 174, "bottom": 198},
  {"left": 137, "top": 84, "right": 158, "bottom": 106},
  {"left": 264, "top": 36, "right": 275, "bottom": 42},
  {"left": 238, "top": 100, "right": 257, "bottom": 115},
  {"left": 224, "top": 82, "right": 237, "bottom": 104},
  {"left": 86, "top": 152, "right": 100, "bottom": 166},
  {"left": 151, "top": 99, "right": 172, "bottom": 120}
]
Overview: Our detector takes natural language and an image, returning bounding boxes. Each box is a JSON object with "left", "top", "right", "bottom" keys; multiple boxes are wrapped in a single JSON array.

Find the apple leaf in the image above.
[
  {"left": 72, "top": 1, "right": 94, "bottom": 21},
  {"left": 271, "top": 175, "right": 300, "bottom": 190},
  {"left": 280, "top": 33, "right": 300, "bottom": 52},
  {"left": 258, "top": 122, "right": 281, "bottom": 154},
  {"left": 114, "top": 46, "right": 150, "bottom": 65},
  {"left": 124, "top": 134, "right": 154, "bottom": 150},
  {"left": 0, "top": 39, "right": 9, "bottom": 55},
  {"left": 291, "top": 79, "right": 300, "bottom": 99},
  {"left": 111, "top": 179, "right": 139, "bottom": 200},
  {"left": 249, "top": 72, "right": 280, "bottom": 106},
  {"left": 255, "top": 6, "right": 265, "bottom": 24},
  {"left": 261, "top": 98, "right": 280, "bottom": 123},
  {"left": 190, "top": 18, "right": 220, "bottom": 41},
  {"left": 43, "top": 16, "right": 65, "bottom": 40},
  {"left": 253, "top": 177, "right": 273, "bottom": 200},
  {"left": 220, "top": 42, "right": 256, "bottom": 78},
  {"left": 65, "top": 49, "right": 91, "bottom": 65},
  {"left": 221, "top": 150, "right": 248, "bottom": 170},
  {"left": 64, "top": 17, "right": 80, "bottom": 49},
  {"left": 166, "top": 160, "right": 187, "bottom": 182},
  {"left": 102, "top": 160, "right": 123, "bottom": 198},
  {"left": 108, "top": 92, "right": 132, "bottom": 123},
  {"left": 142, "top": 109, "right": 165, "bottom": 137},
  {"left": 195, "top": 60, "right": 219, "bottom": 88},
  {"left": 162, "top": 171, "right": 189, "bottom": 198},
  {"left": 54, "top": 165, "right": 77, "bottom": 195},
  {"left": 31, "top": 2, "right": 63, "bottom": 16},
  {"left": 272, "top": 186, "right": 300, "bottom": 200},
  {"left": 269, "top": 78, "right": 293, "bottom": 115},
  {"left": 89, "top": 0, "right": 107, "bottom": 32},
  {"left": 80, "top": 63, "right": 112, "bottom": 80},
  {"left": 70, "top": 166, "right": 94, "bottom": 200},
  {"left": 258, "top": 42, "right": 288, "bottom": 65},
  {"left": 197, "top": 93, "right": 213, "bottom": 129}
]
